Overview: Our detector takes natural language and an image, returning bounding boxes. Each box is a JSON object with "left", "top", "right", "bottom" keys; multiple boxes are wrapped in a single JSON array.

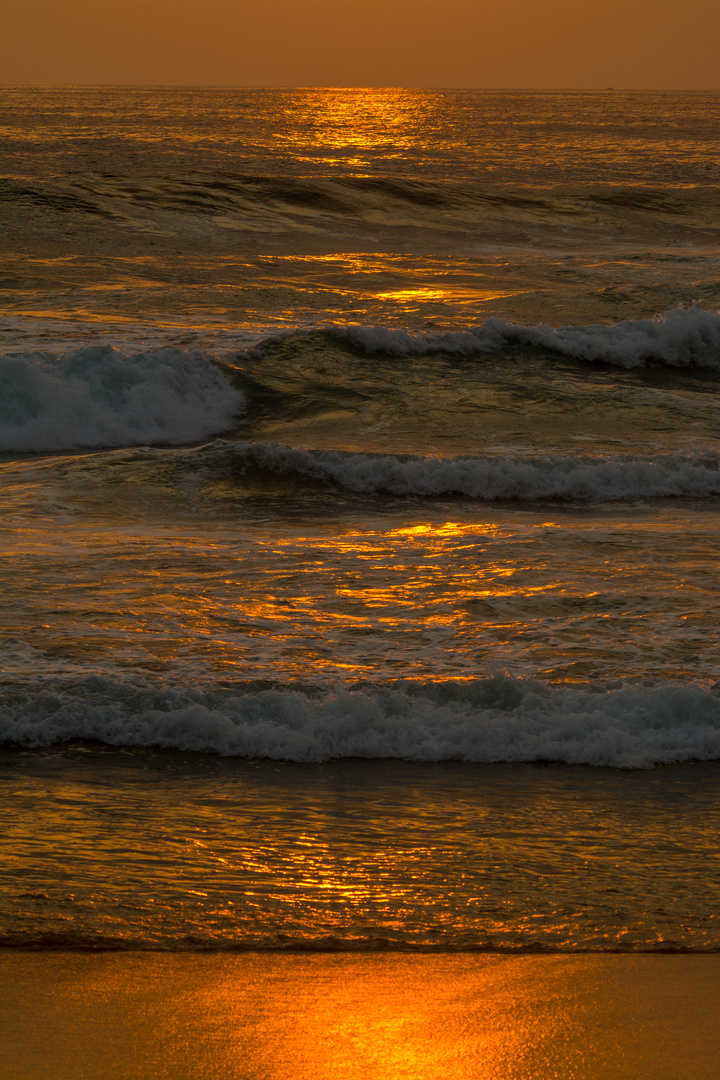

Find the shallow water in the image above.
[{"left": 2, "top": 748, "right": 719, "bottom": 951}]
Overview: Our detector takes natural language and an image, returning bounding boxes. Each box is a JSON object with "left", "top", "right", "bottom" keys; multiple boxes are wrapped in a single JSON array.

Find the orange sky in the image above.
[{"left": 2, "top": 0, "right": 719, "bottom": 88}]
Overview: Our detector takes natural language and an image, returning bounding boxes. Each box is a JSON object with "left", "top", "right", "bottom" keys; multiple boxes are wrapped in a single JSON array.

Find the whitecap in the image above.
[{"left": 0, "top": 346, "right": 244, "bottom": 452}]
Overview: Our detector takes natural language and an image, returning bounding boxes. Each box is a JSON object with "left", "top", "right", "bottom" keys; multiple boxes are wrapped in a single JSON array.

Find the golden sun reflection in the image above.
[
  {"left": 282, "top": 88, "right": 428, "bottom": 170},
  {"left": 264, "top": 253, "right": 522, "bottom": 313},
  {"left": 5, "top": 953, "right": 715, "bottom": 1080},
  {"left": 14, "top": 513, "right": 642, "bottom": 685},
  {"left": 25, "top": 517, "right": 578, "bottom": 682},
  {"left": 376, "top": 288, "right": 517, "bottom": 304}
]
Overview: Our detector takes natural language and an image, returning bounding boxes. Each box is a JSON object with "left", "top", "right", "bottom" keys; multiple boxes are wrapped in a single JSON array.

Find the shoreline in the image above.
[{"left": 3, "top": 952, "right": 719, "bottom": 1079}]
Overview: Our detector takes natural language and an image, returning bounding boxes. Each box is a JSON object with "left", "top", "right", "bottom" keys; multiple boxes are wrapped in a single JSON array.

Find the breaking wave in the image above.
[
  {"left": 211, "top": 441, "right": 720, "bottom": 501},
  {"left": 334, "top": 305, "right": 720, "bottom": 370},
  {"left": 2, "top": 306, "right": 718, "bottom": 455},
  {"left": 2, "top": 675, "right": 719, "bottom": 769},
  {"left": 0, "top": 346, "right": 244, "bottom": 452}
]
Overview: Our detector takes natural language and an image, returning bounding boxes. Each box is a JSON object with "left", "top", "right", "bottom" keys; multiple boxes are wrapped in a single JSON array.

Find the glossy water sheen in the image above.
[
  {"left": 1, "top": 89, "right": 719, "bottom": 953},
  {"left": 4, "top": 87, "right": 720, "bottom": 183},
  {"left": 2, "top": 953, "right": 720, "bottom": 1080},
  {"left": 1, "top": 954, "right": 720, "bottom": 1080},
  {"left": 2, "top": 750, "right": 719, "bottom": 951}
]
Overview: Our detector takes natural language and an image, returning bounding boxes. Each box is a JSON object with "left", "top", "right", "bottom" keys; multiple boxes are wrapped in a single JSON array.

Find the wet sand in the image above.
[{"left": 2, "top": 952, "right": 718, "bottom": 1079}]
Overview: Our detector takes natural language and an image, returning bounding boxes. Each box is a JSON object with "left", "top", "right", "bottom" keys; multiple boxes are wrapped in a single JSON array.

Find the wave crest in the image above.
[
  {"left": 0, "top": 346, "right": 244, "bottom": 452},
  {"left": 3, "top": 675, "right": 719, "bottom": 769},
  {"left": 336, "top": 305, "right": 720, "bottom": 370},
  {"left": 221, "top": 442, "right": 720, "bottom": 501}
]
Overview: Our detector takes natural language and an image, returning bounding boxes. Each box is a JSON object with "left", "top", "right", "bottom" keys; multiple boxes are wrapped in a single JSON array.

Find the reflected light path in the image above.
[
  {"left": 3, "top": 952, "right": 719, "bottom": 1080},
  {"left": 273, "top": 89, "right": 436, "bottom": 173},
  {"left": 2, "top": 504, "right": 718, "bottom": 685},
  {"left": 4, "top": 750, "right": 718, "bottom": 954}
]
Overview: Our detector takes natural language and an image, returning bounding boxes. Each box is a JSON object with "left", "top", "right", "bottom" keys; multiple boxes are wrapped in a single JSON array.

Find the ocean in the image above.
[{"left": 1, "top": 87, "right": 719, "bottom": 956}]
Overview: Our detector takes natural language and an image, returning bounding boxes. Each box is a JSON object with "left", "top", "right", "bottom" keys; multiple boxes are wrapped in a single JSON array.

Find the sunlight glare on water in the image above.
[
  {"left": 2, "top": 88, "right": 720, "bottom": 967},
  {"left": 3, "top": 953, "right": 719, "bottom": 1080}
]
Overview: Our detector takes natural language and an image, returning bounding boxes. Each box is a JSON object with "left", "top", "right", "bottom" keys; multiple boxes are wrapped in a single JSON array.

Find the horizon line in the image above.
[{"left": 3, "top": 83, "right": 719, "bottom": 92}]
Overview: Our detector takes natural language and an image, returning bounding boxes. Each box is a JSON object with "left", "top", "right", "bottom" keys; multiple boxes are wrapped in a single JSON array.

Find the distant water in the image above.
[{"left": 1, "top": 88, "right": 719, "bottom": 953}]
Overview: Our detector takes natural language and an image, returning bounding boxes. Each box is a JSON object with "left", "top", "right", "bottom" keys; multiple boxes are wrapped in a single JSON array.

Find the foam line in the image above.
[
  {"left": 225, "top": 442, "right": 720, "bottom": 501},
  {"left": 337, "top": 305, "right": 720, "bottom": 370},
  {"left": 2, "top": 676, "right": 719, "bottom": 768}
]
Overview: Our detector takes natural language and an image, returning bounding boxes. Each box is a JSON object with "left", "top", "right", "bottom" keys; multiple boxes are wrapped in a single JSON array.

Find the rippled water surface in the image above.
[
  {"left": 2, "top": 749, "right": 719, "bottom": 951},
  {"left": 1, "top": 88, "right": 719, "bottom": 952}
]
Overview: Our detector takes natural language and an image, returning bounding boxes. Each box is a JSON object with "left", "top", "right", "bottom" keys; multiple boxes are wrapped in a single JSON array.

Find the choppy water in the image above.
[{"left": 1, "top": 88, "right": 719, "bottom": 952}]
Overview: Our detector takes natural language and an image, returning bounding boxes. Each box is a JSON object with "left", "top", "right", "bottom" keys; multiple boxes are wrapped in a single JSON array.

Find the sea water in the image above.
[{"left": 1, "top": 88, "right": 719, "bottom": 953}]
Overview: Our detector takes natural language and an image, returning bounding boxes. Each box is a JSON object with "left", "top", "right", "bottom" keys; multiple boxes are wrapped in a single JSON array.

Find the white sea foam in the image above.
[
  {"left": 231, "top": 442, "right": 720, "bottom": 500},
  {"left": 0, "top": 346, "right": 244, "bottom": 452},
  {"left": 338, "top": 305, "right": 720, "bottom": 370},
  {"left": 2, "top": 676, "right": 719, "bottom": 768},
  {"left": 3, "top": 306, "right": 718, "bottom": 455}
]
